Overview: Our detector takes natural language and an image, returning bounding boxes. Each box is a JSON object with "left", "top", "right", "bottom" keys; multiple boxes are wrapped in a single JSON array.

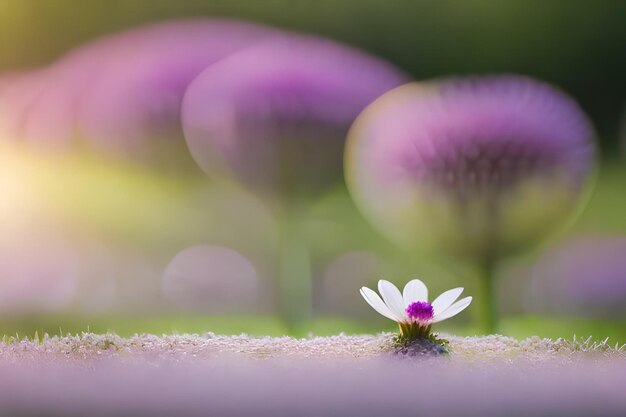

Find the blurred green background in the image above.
[{"left": 0, "top": 0, "right": 625, "bottom": 342}]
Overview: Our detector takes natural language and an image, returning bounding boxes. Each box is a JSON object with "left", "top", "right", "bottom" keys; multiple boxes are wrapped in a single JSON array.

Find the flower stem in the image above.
[
  {"left": 477, "top": 256, "right": 498, "bottom": 334},
  {"left": 277, "top": 208, "right": 312, "bottom": 332},
  {"left": 398, "top": 322, "right": 432, "bottom": 341}
]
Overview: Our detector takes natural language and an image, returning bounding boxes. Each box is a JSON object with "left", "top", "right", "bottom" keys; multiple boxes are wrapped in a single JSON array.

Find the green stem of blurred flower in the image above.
[
  {"left": 277, "top": 209, "right": 312, "bottom": 332},
  {"left": 477, "top": 256, "right": 498, "bottom": 334}
]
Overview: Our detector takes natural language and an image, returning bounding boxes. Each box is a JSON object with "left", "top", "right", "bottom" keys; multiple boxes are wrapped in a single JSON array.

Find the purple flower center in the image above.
[{"left": 405, "top": 301, "right": 434, "bottom": 322}]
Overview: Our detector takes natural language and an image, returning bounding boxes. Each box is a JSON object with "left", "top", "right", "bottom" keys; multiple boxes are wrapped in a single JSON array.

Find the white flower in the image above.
[{"left": 360, "top": 279, "right": 472, "bottom": 325}]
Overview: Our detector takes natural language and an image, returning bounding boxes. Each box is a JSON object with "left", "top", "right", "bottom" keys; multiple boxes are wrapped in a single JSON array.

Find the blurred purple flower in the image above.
[
  {"left": 346, "top": 76, "right": 596, "bottom": 259},
  {"left": 0, "top": 70, "right": 49, "bottom": 145},
  {"left": 527, "top": 235, "right": 626, "bottom": 317},
  {"left": 182, "top": 36, "right": 408, "bottom": 199},
  {"left": 162, "top": 245, "right": 261, "bottom": 313},
  {"left": 0, "top": 72, "right": 20, "bottom": 94},
  {"left": 15, "top": 20, "right": 283, "bottom": 158},
  {"left": 15, "top": 26, "right": 142, "bottom": 149},
  {"left": 0, "top": 236, "right": 78, "bottom": 314}
]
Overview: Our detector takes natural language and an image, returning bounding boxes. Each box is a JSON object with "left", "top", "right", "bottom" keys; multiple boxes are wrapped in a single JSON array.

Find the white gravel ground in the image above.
[
  {"left": 0, "top": 333, "right": 624, "bottom": 417},
  {"left": 1, "top": 332, "right": 623, "bottom": 363}
]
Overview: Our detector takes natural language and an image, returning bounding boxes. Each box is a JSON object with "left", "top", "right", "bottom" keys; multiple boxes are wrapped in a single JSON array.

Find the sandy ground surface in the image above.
[
  {"left": 1, "top": 332, "right": 623, "bottom": 362},
  {"left": 0, "top": 333, "right": 625, "bottom": 416}
]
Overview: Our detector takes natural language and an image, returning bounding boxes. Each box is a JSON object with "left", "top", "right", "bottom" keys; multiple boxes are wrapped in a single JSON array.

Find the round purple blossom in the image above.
[
  {"left": 17, "top": 27, "right": 141, "bottom": 149},
  {"left": 0, "top": 72, "right": 20, "bottom": 94},
  {"left": 18, "top": 20, "right": 283, "bottom": 159},
  {"left": 182, "top": 35, "right": 408, "bottom": 199},
  {"left": 526, "top": 235, "right": 626, "bottom": 317},
  {"left": 346, "top": 76, "right": 596, "bottom": 259},
  {"left": 0, "top": 70, "right": 49, "bottom": 145},
  {"left": 162, "top": 245, "right": 261, "bottom": 313}
]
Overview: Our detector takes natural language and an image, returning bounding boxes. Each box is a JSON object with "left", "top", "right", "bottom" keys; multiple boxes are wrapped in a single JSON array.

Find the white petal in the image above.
[
  {"left": 378, "top": 280, "right": 407, "bottom": 320},
  {"left": 360, "top": 287, "right": 398, "bottom": 321},
  {"left": 432, "top": 297, "right": 472, "bottom": 323},
  {"left": 431, "top": 287, "right": 464, "bottom": 316},
  {"left": 402, "top": 279, "right": 428, "bottom": 306}
]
